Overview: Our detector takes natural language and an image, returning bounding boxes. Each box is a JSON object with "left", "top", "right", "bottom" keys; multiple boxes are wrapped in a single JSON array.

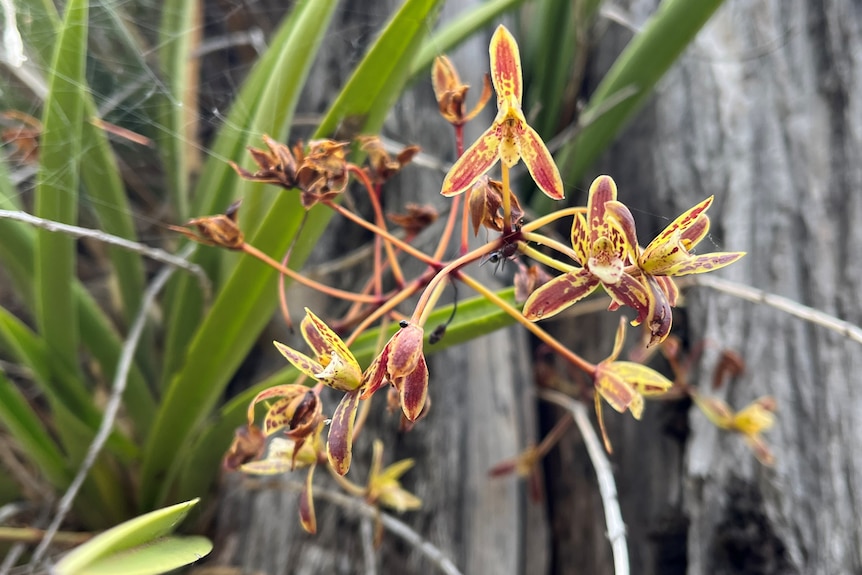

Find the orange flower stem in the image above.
[
  {"left": 278, "top": 249, "right": 294, "bottom": 329},
  {"left": 457, "top": 272, "right": 596, "bottom": 375},
  {"left": 327, "top": 465, "right": 366, "bottom": 496},
  {"left": 520, "top": 231, "right": 581, "bottom": 264},
  {"left": 460, "top": 192, "right": 472, "bottom": 255},
  {"left": 520, "top": 206, "right": 587, "bottom": 233},
  {"left": 323, "top": 200, "right": 439, "bottom": 269},
  {"left": 347, "top": 165, "right": 406, "bottom": 287},
  {"left": 517, "top": 243, "right": 576, "bottom": 273},
  {"left": 501, "top": 163, "right": 512, "bottom": 234},
  {"left": 432, "top": 193, "right": 461, "bottom": 261},
  {"left": 344, "top": 279, "right": 426, "bottom": 347},
  {"left": 535, "top": 412, "right": 574, "bottom": 458},
  {"left": 410, "top": 241, "right": 499, "bottom": 326},
  {"left": 373, "top": 234, "right": 383, "bottom": 296},
  {"left": 455, "top": 124, "right": 465, "bottom": 157},
  {"left": 241, "top": 243, "right": 382, "bottom": 304}
]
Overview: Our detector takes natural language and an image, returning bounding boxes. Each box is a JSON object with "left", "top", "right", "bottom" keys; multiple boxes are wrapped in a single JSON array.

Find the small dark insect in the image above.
[{"left": 399, "top": 320, "right": 409, "bottom": 328}]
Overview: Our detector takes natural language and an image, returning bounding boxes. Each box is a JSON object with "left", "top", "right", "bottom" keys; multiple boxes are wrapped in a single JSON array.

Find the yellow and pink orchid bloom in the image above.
[
  {"left": 440, "top": 25, "right": 564, "bottom": 201},
  {"left": 692, "top": 394, "right": 776, "bottom": 465},
  {"left": 522, "top": 175, "right": 651, "bottom": 324},
  {"left": 604, "top": 195, "right": 746, "bottom": 344},
  {"left": 592, "top": 318, "right": 673, "bottom": 451}
]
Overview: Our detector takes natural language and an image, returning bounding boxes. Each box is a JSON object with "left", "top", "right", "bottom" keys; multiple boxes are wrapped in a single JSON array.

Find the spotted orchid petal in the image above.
[
  {"left": 273, "top": 341, "right": 325, "bottom": 380},
  {"left": 604, "top": 200, "right": 640, "bottom": 265},
  {"left": 301, "top": 309, "right": 361, "bottom": 381},
  {"left": 327, "top": 388, "right": 362, "bottom": 475},
  {"left": 661, "top": 250, "right": 747, "bottom": 277},
  {"left": 586, "top": 176, "right": 618, "bottom": 246},
  {"left": 441, "top": 123, "right": 501, "bottom": 197},
  {"left": 642, "top": 274, "right": 673, "bottom": 346},
  {"left": 602, "top": 272, "right": 651, "bottom": 327},
  {"left": 594, "top": 365, "right": 640, "bottom": 417},
  {"left": 606, "top": 361, "right": 673, "bottom": 397},
  {"left": 520, "top": 122, "right": 564, "bottom": 200},
  {"left": 641, "top": 196, "right": 713, "bottom": 264},
  {"left": 489, "top": 25, "right": 522, "bottom": 105},
  {"left": 570, "top": 211, "right": 590, "bottom": 265},
  {"left": 522, "top": 268, "right": 600, "bottom": 320}
]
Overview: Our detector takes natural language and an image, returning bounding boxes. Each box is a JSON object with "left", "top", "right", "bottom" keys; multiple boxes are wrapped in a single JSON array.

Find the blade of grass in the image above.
[
  {"left": 150, "top": 0, "right": 443, "bottom": 509},
  {"left": 0, "top": 371, "right": 71, "bottom": 490},
  {"left": 0, "top": 307, "right": 139, "bottom": 460},
  {"left": 140, "top": 0, "right": 340, "bottom": 509},
  {"left": 32, "top": 0, "right": 88, "bottom": 370},
  {"left": 158, "top": 0, "right": 326, "bottom": 386},
  {"left": 534, "top": 0, "right": 726, "bottom": 213},
  {"left": 0, "top": 177, "right": 156, "bottom": 437},
  {"left": 158, "top": 0, "right": 202, "bottom": 221}
]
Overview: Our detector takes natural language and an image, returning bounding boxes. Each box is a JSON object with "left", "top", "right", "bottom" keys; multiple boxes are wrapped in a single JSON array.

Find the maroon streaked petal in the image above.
[
  {"left": 326, "top": 389, "right": 361, "bottom": 475},
  {"left": 604, "top": 200, "right": 640, "bottom": 264},
  {"left": 519, "top": 123, "right": 564, "bottom": 200},
  {"left": 400, "top": 355, "right": 429, "bottom": 422},
  {"left": 644, "top": 275, "right": 673, "bottom": 346},
  {"left": 640, "top": 231, "right": 689, "bottom": 275},
  {"left": 603, "top": 273, "right": 650, "bottom": 326},
  {"left": 432, "top": 55, "right": 459, "bottom": 101},
  {"left": 387, "top": 324, "right": 424, "bottom": 379},
  {"left": 522, "top": 268, "right": 600, "bottom": 321},
  {"left": 441, "top": 124, "right": 501, "bottom": 197},
  {"left": 586, "top": 175, "right": 618, "bottom": 245},
  {"left": 656, "top": 275, "right": 680, "bottom": 307},
  {"left": 680, "top": 213, "right": 710, "bottom": 249},
  {"left": 489, "top": 25, "right": 523, "bottom": 104},
  {"left": 647, "top": 196, "right": 713, "bottom": 251},
  {"left": 273, "top": 342, "right": 324, "bottom": 380},
  {"left": 361, "top": 344, "right": 390, "bottom": 399},
  {"left": 663, "top": 251, "right": 746, "bottom": 277}
]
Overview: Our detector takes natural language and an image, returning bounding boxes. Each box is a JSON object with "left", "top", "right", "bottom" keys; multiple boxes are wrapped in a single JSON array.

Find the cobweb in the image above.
[{"left": 0, "top": 0, "right": 438, "bottom": 243}]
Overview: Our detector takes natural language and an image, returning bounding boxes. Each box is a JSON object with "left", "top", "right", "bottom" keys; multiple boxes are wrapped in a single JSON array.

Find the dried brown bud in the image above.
[
  {"left": 431, "top": 56, "right": 492, "bottom": 126},
  {"left": 222, "top": 424, "right": 266, "bottom": 471},
  {"left": 295, "top": 139, "right": 350, "bottom": 208},
  {"left": 387, "top": 204, "right": 439, "bottom": 237},
  {"left": 468, "top": 177, "right": 524, "bottom": 235},
  {"left": 230, "top": 134, "right": 299, "bottom": 190},
  {"left": 358, "top": 135, "right": 420, "bottom": 184},
  {"left": 170, "top": 199, "right": 245, "bottom": 249}
]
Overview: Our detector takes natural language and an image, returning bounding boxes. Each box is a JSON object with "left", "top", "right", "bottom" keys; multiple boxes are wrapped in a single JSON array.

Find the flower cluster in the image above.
[{"left": 197, "top": 23, "right": 766, "bottom": 540}]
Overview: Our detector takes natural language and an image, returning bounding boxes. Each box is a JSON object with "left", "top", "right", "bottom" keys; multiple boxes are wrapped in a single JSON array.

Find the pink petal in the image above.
[
  {"left": 441, "top": 124, "right": 501, "bottom": 197},
  {"left": 520, "top": 123, "right": 564, "bottom": 200},
  {"left": 522, "top": 268, "right": 600, "bottom": 320},
  {"left": 489, "top": 25, "right": 523, "bottom": 105}
]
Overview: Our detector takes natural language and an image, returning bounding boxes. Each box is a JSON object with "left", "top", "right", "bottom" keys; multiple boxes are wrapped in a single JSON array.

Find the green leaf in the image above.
[
  {"left": 0, "top": 371, "right": 70, "bottom": 489},
  {"left": 535, "top": 0, "right": 726, "bottom": 213},
  {"left": 0, "top": 306, "right": 138, "bottom": 461},
  {"left": 150, "top": 0, "right": 443, "bottom": 509},
  {"left": 410, "top": 0, "right": 525, "bottom": 77},
  {"left": 33, "top": 0, "right": 89, "bottom": 370},
  {"left": 54, "top": 499, "right": 209, "bottom": 575}
]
